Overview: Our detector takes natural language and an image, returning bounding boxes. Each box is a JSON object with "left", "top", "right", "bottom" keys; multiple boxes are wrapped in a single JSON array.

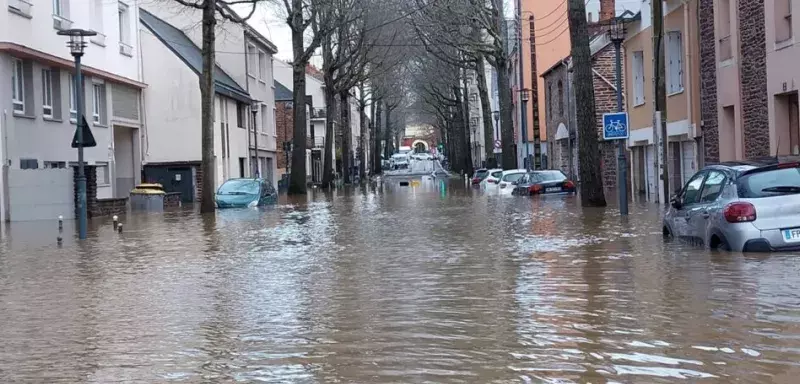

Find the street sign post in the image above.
[
  {"left": 602, "top": 112, "right": 629, "bottom": 140},
  {"left": 494, "top": 140, "right": 501, "bottom": 149}
]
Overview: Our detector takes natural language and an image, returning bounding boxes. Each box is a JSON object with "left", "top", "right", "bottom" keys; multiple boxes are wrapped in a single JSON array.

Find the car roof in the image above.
[{"left": 501, "top": 169, "right": 527, "bottom": 175}]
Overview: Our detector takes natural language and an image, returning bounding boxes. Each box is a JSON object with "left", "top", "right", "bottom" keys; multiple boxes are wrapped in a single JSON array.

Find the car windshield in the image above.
[
  {"left": 502, "top": 173, "right": 525, "bottom": 182},
  {"left": 392, "top": 155, "right": 407, "bottom": 161},
  {"left": 474, "top": 170, "right": 488, "bottom": 178},
  {"left": 737, "top": 167, "right": 800, "bottom": 198},
  {"left": 217, "top": 179, "right": 260, "bottom": 195},
  {"left": 531, "top": 171, "right": 567, "bottom": 182},
  {"left": 490, "top": 171, "right": 502, "bottom": 178}
]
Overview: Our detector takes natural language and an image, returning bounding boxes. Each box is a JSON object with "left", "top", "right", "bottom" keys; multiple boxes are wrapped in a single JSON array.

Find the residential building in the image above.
[
  {"left": 542, "top": 29, "right": 629, "bottom": 190},
  {"left": 1, "top": 0, "right": 144, "bottom": 220},
  {"left": 274, "top": 80, "right": 294, "bottom": 183},
  {"left": 765, "top": 1, "right": 795, "bottom": 156},
  {"left": 624, "top": 0, "right": 701, "bottom": 203},
  {"left": 243, "top": 27, "right": 279, "bottom": 187},
  {"left": 138, "top": 8, "right": 252, "bottom": 201}
]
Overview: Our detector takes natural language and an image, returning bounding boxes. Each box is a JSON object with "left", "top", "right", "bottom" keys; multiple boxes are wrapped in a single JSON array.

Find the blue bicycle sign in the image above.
[{"left": 602, "top": 112, "right": 629, "bottom": 140}]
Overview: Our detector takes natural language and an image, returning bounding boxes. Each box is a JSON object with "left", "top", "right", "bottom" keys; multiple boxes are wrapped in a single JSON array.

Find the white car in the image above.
[
  {"left": 390, "top": 153, "right": 409, "bottom": 169},
  {"left": 479, "top": 169, "right": 504, "bottom": 189},
  {"left": 497, "top": 169, "right": 528, "bottom": 194},
  {"left": 414, "top": 153, "right": 432, "bottom": 161}
]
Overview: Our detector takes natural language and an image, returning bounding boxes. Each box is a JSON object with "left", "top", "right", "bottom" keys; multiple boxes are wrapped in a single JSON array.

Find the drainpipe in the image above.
[{"left": 683, "top": 0, "right": 696, "bottom": 176}]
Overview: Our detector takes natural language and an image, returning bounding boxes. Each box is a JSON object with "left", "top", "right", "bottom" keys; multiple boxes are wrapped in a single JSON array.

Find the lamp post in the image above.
[
  {"left": 251, "top": 100, "right": 261, "bottom": 178},
  {"left": 609, "top": 17, "right": 629, "bottom": 216},
  {"left": 58, "top": 28, "right": 96, "bottom": 240},
  {"left": 520, "top": 89, "right": 530, "bottom": 170}
]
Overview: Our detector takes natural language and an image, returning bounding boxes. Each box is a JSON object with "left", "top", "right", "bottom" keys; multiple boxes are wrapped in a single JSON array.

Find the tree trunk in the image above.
[
  {"left": 359, "top": 104, "right": 367, "bottom": 181},
  {"left": 476, "top": 56, "right": 494, "bottom": 165},
  {"left": 288, "top": 8, "right": 308, "bottom": 194},
  {"left": 373, "top": 100, "right": 382, "bottom": 175},
  {"left": 496, "top": 58, "right": 516, "bottom": 170},
  {"left": 568, "top": 0, "right": 607, "bottom": 206},
  {"left": 384, "top": 107, "right": 393, "bottom": 159},
  {"left": 322, "top": 80, "right": 336, "bottom": 187},
  {"left": 461, "top": 72, "right": 474, "bottom": 175},
  {"left": 340, "top": 91, "right": 351, "bottom": 184},
  {"left": 199, "top": 0, "right": 216, "bottom": 212}
]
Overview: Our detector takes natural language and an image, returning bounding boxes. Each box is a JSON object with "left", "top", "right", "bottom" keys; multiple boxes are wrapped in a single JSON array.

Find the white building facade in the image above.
[
  {"left": 1, "top": 0, "right": 144, "bottom": 220},
  {"left": 243, "top": 27, "right": 278, "bottom": 188}
]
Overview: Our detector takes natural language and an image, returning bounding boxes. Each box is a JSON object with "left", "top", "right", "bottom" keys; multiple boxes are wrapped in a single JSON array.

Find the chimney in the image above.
[{"left": 600, "top": 0, "right": 615, "bottom": 22}]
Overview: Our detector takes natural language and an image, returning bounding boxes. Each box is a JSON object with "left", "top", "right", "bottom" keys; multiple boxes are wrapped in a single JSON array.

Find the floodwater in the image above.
[{"left": 1, "top": 177, "right": 800, "bottom": 383}]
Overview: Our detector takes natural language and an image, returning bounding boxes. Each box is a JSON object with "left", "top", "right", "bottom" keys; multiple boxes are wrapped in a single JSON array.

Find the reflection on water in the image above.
[{"left": 1, "top": 177, "right": 800, "bottom": 382}]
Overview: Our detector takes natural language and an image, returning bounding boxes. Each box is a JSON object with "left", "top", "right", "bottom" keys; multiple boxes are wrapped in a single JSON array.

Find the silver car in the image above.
[{"left": 663, "top": 159, "right": 800, "bottom": 252}]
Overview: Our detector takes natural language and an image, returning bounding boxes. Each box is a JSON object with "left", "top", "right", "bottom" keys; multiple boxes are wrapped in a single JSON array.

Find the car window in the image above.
[
  {"left": 531, "top": 171, "right": 567, "bottom": 182},
  {"left": 475, "top": 170, "right": 488, "bottom": 178},
  {"left": 682, "top": 172, "right": 706, "bottom": 205},
  {"left": 737, "top": 167, "right": 800, "bottom": 198},
  {"left": 218, "top": 179, "right": 260, "bottom": 195},
  {"left": 699, "top": 171, "right": 726, "bottom": 202},
  {"left": 502, "top": 173, "right": 524, "bottom": 183},
  {"left": 491, "top": 171, "right": 502, "bottom": 178}
]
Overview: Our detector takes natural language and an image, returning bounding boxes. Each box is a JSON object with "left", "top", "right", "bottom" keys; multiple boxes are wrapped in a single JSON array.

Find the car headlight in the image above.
[{"left": 247, "top": 199, "right": 258, "bottom": 208}]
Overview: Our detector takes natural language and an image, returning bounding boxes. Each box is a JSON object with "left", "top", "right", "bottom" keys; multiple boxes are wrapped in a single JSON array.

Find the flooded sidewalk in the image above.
[{"left": 0, "top": 180, "right": 798, "bottom": 383}]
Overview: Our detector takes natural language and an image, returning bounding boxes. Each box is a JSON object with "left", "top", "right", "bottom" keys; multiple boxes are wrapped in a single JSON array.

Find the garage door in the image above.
[{"left": 681, "top": 141, "right": 696, "bottom": 186}]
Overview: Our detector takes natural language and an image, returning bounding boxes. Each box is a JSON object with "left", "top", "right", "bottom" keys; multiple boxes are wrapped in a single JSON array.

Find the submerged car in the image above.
[
  {"left": 215, "top": 178, "right": 277, "bottom": 208},
  {"left": 470, "top": 168, "right": 489, "bottom": 185},
  {"left": 390, "top": 153, "right": 410, "bottom": 170},
  {"left": 663, "top": 159, "right": 800, "bottom": 252},
  {"left": 512, "top": 170, "right": 576, "bottom": 196}
]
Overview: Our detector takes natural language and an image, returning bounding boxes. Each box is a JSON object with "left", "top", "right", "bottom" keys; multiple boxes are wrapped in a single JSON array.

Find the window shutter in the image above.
[{"left": 677, "top": 33, "right": 683, "bottom": 90}]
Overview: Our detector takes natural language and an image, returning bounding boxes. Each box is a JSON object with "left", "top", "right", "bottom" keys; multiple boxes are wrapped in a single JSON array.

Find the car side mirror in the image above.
[{"left": 670, "top": 195, "right": 683, "bottom": 209}]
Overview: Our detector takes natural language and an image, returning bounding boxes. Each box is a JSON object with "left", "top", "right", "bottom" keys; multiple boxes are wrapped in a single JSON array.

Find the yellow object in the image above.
[
  {"left": 410, "top": 180, "right": 420, "bottom": 187},
  {"left": 131, "top": 183, "right": 166, "bottom": 195}
]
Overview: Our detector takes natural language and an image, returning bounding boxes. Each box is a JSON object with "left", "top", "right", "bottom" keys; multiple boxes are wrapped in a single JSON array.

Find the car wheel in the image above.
[{"left": 662, "top": 226, "right": 674, "bottom": 241}]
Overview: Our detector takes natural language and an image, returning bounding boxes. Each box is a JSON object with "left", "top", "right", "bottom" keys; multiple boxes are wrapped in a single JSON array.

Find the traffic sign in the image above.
[
  {"left": 71, "top": 116, "right": 97, "bottom": 148},
  {"left": 602, "top": 112, "right": 629, "bottom": 140},
  {"left": 494, "top": 140, "right": 501, "bottom": 149}
]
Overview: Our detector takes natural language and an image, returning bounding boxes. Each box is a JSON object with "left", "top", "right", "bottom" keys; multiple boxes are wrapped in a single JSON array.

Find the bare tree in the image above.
[{"left": 167, "top": 0, "right": 257, "bottom": 212}]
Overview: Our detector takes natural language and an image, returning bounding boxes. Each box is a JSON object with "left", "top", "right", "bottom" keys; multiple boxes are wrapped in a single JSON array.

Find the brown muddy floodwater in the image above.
[{"left": 1, "top": 177, "right": 799, "bottom": 383}]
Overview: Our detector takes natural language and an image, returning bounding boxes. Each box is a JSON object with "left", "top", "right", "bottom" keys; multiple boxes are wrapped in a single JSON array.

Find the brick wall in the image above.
[
  {"left": 592, "top": 44, "right": 625, "bottom": 190},
  {"left": 739, "top": 0, "right": 769, "bottom": 158},
  {"left": 276, "top": 101, "right": 294, "bottom": 170},
  {"left": 699, "top": 0, "right": 719, "bottom": 163},
  {"left": 194, "top": 165, "right": 203, "bottom": 202},
  {"left": 94, "top": 198, "right": 128, "bottom": 217}
]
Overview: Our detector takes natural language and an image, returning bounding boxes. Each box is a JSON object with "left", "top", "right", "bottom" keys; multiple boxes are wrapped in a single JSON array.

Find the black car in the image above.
[{"left": 512, "top": 170, "right": 576, "bottom": 196}]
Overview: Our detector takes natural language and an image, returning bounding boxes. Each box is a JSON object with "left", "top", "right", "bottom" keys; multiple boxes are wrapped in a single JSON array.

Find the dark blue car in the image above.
[
  {"left": 215, "top": 178, "right": 277, "bottom": 208},
  {"left": 511, "top": 170, "right": 576, "bottom": 196}
]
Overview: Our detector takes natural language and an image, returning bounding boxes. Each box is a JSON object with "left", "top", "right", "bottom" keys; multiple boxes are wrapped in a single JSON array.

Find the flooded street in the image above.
[{"left": 2, "top": 178, "right": 800, "bottom": 383}]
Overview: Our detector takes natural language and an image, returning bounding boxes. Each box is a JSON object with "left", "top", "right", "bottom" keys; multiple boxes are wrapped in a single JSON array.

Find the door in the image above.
[
  {"left": 645, "top": 145, "right": 656, "bottom": 201},
  {"left": 143, "top": 166, "right": 194, "bottom": 202},
  {"left": 239, "top": 157, "right": 246, "bottom": 178},
  {"left": 681, "top": 141, "right": 695, "bottom": 185},
  {"left": 689, "top": 170, "right": 727, "bottom": 243},
  {"left": 672, "top": 171, "right": 706, "bottom": 240}
]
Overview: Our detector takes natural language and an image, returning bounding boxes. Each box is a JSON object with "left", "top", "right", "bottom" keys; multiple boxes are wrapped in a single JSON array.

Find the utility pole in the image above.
[{"left": 652, "top": 0, "right": 669, "bottom": 203}]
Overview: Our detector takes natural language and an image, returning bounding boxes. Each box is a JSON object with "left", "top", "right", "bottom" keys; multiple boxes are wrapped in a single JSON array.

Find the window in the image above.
[
  {"left": 548, "top": 82, "right": 553, "bottom": 117},
  {"left": 20, "top": 158, "right": 38, "bottom": 169},
  {"left": 44, "top": 161, "right": 66, "bottom": 169},
  {"left": 557, "top": 80, "right": 564, "bottom": 117},
  {"left": 258, "top": 50, "right": 266, "bottom": 80},
  {"left": 92, "top": 0, "right": 103, "bottom": 33},
  {"left": 699, "top": 171, "right": 726, "bottom": 202},
  {"left": 69, "top": 75, "right": 77, "bottom": 121},
  {"left": 236, "top": 103, "right": 246, "bottom": 128},
  {"left": 118, "top": 2, "right": 132, "bottom": 55},
  {"left": 261, "top": 105, "right": 268, "bottom": 133},
  {"left": 96, "top": 162, "right": 110, "bottom": 185},
  {"left": 92, "top": 83, "right": 106, "bottom": 125},
  {"left": 12, "top": 58, "right": 24, "bottom": 113},
  {"left": 632, "top": 51, "right": 645, "bottom": 106},
  {"left": 52, "top": 0, "right": 63, "bottom": 16},
  {"left": 667, "top": 31, "right": 684, "bottom": 94},
  {"left": 737, "top": 167, "right": 800, "bottom": 198},
  {"left": 776, "top": 0, "right": 793, "bottom": 43},
  {"left": 681, "top": 172, "right": 706, "bottom": 205},
  {"left": 42, "top": 69, "right": 54, "bottom": 118},
  {"left": 247, "top": 44, "right": 257, "bottom": 76}
]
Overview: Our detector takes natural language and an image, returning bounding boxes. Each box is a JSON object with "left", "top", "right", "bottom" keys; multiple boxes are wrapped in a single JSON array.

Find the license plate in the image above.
[
  {"left": 546, "top": 187, "right": 561, "bottom": 193},
  {"left": 783, "top": 228, "right": 800, "bottom": 243}
]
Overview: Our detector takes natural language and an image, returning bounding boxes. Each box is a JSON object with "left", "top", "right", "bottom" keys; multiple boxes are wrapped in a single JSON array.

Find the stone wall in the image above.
[
  {"left": 699, "top": 0, "right": 719, "bottom": 164},
  {"left": 164, "top": 192, "right": 181, "bottom": 208},
  {"left": 194, "top": 165, "right": 203, "bottom": 202},
  {"left": 73, "top": 165, "right": 128, "bottom": 218},
  {"left": 276, "top": 101, "right": 294, "bottom": 170},
  {"left": 739, "top": 0, "right": 769, "bottom": 158},
  {"left": 94, "top": 198, "right": 128, "bottom": 217}
]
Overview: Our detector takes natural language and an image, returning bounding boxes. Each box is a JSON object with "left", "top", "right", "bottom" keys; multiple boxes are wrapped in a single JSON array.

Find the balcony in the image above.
[
  {"left": 52, "top": 14, "right": 73, "bottom": 31},
  {"left": 119, "top": 41, "right": 133, "bottom": 57},
  {"left": 719, "top": 35, "right": 732, "bottom": 62},
  {"left": 310, "top": 108, "right": 326, "bottom": 120},
  {"left": 90, "top": 31, "right": 106, "bottom": 47},
  {"left": 8, "top": 0, "right": 33, "bottom": 18}
]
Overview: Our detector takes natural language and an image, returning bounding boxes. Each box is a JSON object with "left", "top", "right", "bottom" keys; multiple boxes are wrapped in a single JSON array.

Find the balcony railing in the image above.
[
  {"left": 310, "top": 108, "right": 326, "bottom": 119},
  {"left": 719, "top": 35, "right": 732, "bottom": 62}
]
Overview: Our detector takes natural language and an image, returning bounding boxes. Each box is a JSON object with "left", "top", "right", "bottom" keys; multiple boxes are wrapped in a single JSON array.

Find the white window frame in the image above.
[
  {"left": 247, "top": 44, "right": 257, "bottom": 77},
  {"left": 96, "top": 162, "right": 110, "bottom": 185},
  {"left": 42, "top": 69, "right": 54, "bottom": 118},
  {"left": 118, "top": 2, "right": 130, "bottom": 45},
  {"left": 632, "top": 51, "right": 645, "bottom": 106},
  {"left": 52, "top": 0, "right": 63, "bottom": 16},
  {"left": 92, "top": 83, "right": 102, "bottom": 124},
  {"left": 12, "top": 58, "right": 24, "bottom": 114},
  {"left": 667, "top": 31, "right": 684, "bottom": 95},
  {"left": 258, "top": 50, "right": 266, "bottom": 81},
  {"left": 69, "top": 74, "right": 77, "bottom": 122}
]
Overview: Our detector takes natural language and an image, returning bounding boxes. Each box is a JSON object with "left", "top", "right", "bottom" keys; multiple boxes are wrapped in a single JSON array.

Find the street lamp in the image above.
[
  {"left": 608, "top": 17, "right": 629, "bottom": 216},
  {"left": 519, "top": 89, "right": 531, "bottom": 170},
  {"left": 492, "top": 110, "right": 500, "bottom": 168},
  {"left": 251, "top": 100, "right": 261, "bottom": 178},
  {"left": 58, "top": 28, "right": 96, "bottom": 240}
]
